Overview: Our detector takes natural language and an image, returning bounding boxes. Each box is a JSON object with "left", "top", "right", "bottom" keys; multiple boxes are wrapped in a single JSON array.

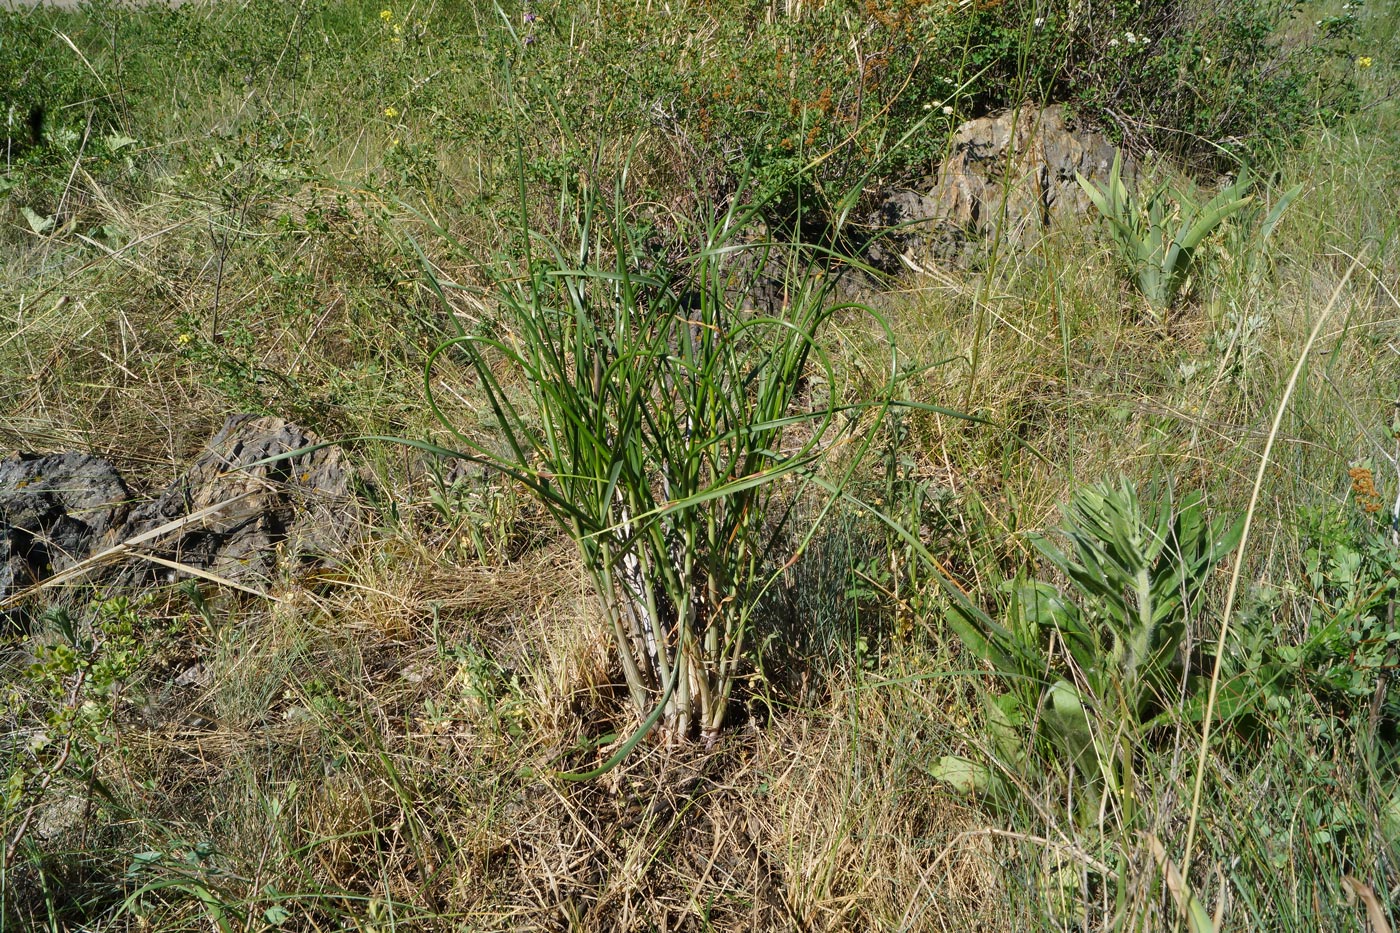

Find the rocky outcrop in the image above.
[
  {"left": 108, "top": 415, "right": 358, "bottom": 586},
  {"left": 865, "top": 190, "right": 972, "bottom": 270},
  {"left": 867, "top": 104, "right": 1137, "bottom": 269},
  {"left": 1, "top": 416, "right": 359, "bottom": 615},
  {"left": 0, "top": 453, "right": 131, "bottom": 605}
]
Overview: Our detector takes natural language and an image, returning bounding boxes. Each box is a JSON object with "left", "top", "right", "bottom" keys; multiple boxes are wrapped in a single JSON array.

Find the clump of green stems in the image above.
[
  {"left": 420, "top": 168, "right": 900, "bottom": 749},
  {"left": 1077, "top": 152, "right": 1256, "bottom": 314}
]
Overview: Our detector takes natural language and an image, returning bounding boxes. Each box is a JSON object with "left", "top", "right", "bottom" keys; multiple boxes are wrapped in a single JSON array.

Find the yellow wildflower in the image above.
[
  {"left": 384, "top": 105, "right": 398, "bottom": 118},
  {"left": 380, "top": 9, "right": 392, "bottom": 20},
  {"left": 176, "top": 332, "right": 193, "bottom": 346},
  {"left": 1357, "top": 56, "right": 1374, "bottom": 68}
]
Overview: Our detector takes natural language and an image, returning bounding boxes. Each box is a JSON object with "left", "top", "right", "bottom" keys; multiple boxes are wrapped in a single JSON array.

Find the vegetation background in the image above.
[{"left": 1, "top": 0, "right": 1398, "bottom": 929}]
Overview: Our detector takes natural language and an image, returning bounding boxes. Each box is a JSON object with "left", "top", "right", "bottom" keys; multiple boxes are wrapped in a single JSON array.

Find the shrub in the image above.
[
  {"left": 0, "top": 10, "right": 112, "bottom": 162},
  {"left": 483, "top": 0, "right": 1356, "bottom": 224},
  {"left": 1002, "top": 0, "right": 1361, "bottom": 168},
  {"left": 3, "top": 599, "right": 148, "bottom": 873}
]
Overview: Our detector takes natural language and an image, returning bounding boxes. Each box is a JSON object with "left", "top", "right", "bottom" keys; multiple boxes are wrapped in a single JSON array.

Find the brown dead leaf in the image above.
[{"left": 1342, "top": 875, "right": 1392, "bottom": 933}]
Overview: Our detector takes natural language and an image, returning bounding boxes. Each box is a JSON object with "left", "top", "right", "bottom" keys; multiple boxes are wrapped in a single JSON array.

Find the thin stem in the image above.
[{"left": 1180, "top": 257, "right": 1359, "bottom": 881}]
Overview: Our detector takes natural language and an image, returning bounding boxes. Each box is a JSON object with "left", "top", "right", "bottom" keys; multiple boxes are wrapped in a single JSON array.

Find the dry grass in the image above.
[{"left": 3, "top": 2, "right": 1399, "bottom": 931}]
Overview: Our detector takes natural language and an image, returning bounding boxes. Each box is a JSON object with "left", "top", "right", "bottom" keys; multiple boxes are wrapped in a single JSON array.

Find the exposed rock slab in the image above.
[
  {"left": 868, "top": 104, "right": 1137, "bottom": 269},
  {"left": 0, "top": 452, "right": 131, "bottom": 603},
  {"left": 108, "top": 415, "right": 358, "bottom": 585},
  {"left": 1, "top": 416, "right": 360, "bottom": 618}
]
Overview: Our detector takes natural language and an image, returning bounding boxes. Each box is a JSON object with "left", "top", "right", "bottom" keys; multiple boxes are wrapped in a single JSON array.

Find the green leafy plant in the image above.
[
  {"left": 1233, "top": 180, "right": 1304, "bottom": 288},
  {"left": 1211, "top": 472, "right": 1400, "bottom": 911},
  {"left": 1229, "top": 476, "right": 1400, "bottom": 748},
  {"left": 418, "top": 166, "right": 895, "bottom": 752},
  {"left": 117, "top": 841, "right": 270, "bottom": 933},
  {"left": 2, "top": 596, "right": 145, "bottom": 862},
  {"left": 427, "top": 465, "right": 527, "bottom": 566},
  {"left": 934, "top": 480, "right": 1243, "bottom": 825},
  {"left": 1076, "top": 153, "right": 1254, "bottom": 314}
]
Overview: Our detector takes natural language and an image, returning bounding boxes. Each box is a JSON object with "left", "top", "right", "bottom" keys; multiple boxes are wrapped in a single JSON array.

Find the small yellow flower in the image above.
[
  {"left": 1357, "top": 56, "right": 1374, "bottom": 68},
  {"left": 380, "top": 8, "right": 392, "bottom": 20},
  {"left": 389, "top": 137, "right": 400, "bottom": 148},
  {"left": 392, "top": 23, "right": 402, "bottom": 35},
  {"left": 176, "top": 332, "right": 193, "bottom": 346},
  {"left": 384, "top": 105, "right": 398, "bottom": 118}
]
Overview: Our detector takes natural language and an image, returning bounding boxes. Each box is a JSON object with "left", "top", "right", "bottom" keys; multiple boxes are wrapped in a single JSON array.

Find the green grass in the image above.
[{"left": 2, "top": 0, "right": 1399, "bottom": 929}]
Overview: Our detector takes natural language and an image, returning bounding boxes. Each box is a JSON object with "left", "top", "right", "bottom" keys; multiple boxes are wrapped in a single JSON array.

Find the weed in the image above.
[
  {"left": 417, "top": 163, "right": 902, "bottom": 750},
  {"left": 933, "top": 480, "right": 1242, "bottom": 822},
  {"left": 1076, "top": 152, "right": 1256, "bottom": 315}
]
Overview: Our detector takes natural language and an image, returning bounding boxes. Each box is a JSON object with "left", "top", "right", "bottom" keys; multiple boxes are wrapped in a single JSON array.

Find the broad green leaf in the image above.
[
  {"left": 1075, "top": 172, "right": 1116, "bottom": 219},
  {"left": 1161, "top": 674, "right": 1260, "bottom": 729},
  {"left": 1044, "top": 679, "right": 1096, "bottom": 770},
  {"left": 947, "top": 604, "right": 1010, "bottom": 671},
  {"left": 930, "top": 755, "right": 995, "bottom": 796},
  {"left": 1178, "top": 195, "right": 1253, "bottom": 251},
  {"left": 1258, "top": 183, "right": 1303, "bottom": 245},
  {"left": 987, "top": 693, "right": 1028, "bottom": 769},
  {"left": 21, "top": 206, "right": 55, "bottom": 234}
]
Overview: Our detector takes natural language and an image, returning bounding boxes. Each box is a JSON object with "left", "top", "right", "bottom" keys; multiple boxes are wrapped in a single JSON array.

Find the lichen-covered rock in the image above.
[
  {"left": 0, "top": 452, "right": 131, "bottom": 603},
  {"left": 108, "top": 415, "right": 358, "bottom": 585},
  {"left": 865, "top": 188, "right": 972, "bottom": 271},
  {"left": 868, "top": 104, "right": 1136, "bottom": 268}
]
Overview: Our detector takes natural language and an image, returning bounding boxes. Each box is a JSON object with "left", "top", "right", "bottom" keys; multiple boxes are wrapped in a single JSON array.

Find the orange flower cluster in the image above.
[{"left": 1349, "top": 466, "right": 1384, "bottom": 514}]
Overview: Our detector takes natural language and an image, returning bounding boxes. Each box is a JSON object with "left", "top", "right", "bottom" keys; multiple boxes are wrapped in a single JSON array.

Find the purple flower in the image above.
[{"left": 524, "top": 10, "right": 536, "bottom": 22}]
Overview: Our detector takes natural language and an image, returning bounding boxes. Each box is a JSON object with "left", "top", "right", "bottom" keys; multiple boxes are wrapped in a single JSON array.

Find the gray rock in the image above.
[
  {"left": 108, "top": 415, "right": 358, "bottom": 586},
  {"left": 865, "top": 188, "right": 972, "bottom": 271},
  {"left": 0, "top": 452, "right": 131, "bottom": 604}
]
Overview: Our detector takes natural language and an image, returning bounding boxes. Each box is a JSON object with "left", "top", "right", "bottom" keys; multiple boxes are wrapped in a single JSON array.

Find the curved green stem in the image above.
[{"left": 550, "top": 659, "right": 683, "bottom": 783}]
